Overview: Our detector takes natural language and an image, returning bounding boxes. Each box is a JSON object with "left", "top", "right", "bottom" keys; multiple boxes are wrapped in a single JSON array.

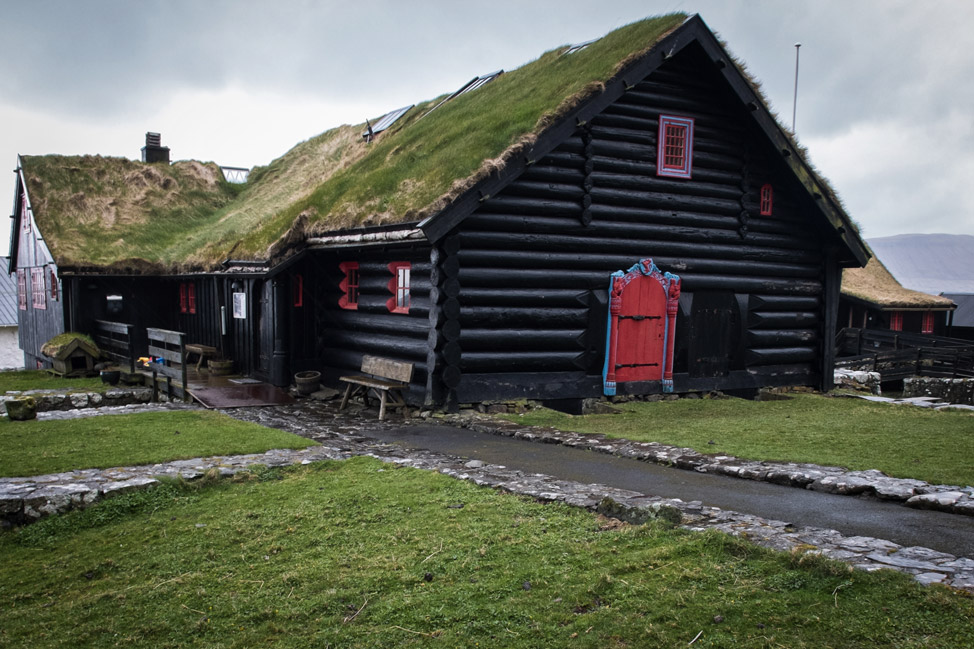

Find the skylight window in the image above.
[
  {"left": 362, "top": 105, "right": 414, "bottom": 141},
  {"left": 421, "top": 70, "right": 504, "bottom": 118},
  {"left": 564, "top": 39, "right": 597, "bottom": 55}
]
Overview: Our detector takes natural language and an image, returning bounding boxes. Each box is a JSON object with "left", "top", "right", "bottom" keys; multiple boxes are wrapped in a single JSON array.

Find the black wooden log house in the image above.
[{"left": 8, "top": 15, "right": 870, "bottom": 408}]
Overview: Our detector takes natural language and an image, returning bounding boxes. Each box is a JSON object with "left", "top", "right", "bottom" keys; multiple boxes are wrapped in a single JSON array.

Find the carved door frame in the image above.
[{"left": 602, "top": 258, "right": 681, "bottom": 395}]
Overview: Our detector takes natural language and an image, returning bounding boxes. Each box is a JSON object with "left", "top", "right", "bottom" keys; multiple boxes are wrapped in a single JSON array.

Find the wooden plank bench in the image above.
[
  {"left": 146, "top": 327, "right": 190, "bottom": 403},
  {"left": 339, "top": 355, "right": 413, "bottom": 420},
  {"left": 185, "top": 343, "right": 218, "bottom": 372}
]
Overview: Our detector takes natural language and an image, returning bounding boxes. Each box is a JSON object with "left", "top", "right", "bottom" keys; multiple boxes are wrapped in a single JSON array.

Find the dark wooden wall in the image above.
[
  {"left": 291, "top": 246, "right": 433, "bottom": 403},
  {"left": 440, "top": 44, "right": 842, "bottom": 402},
  {"left": 17, "top": 271, "right": 65, "bottom": 369}
]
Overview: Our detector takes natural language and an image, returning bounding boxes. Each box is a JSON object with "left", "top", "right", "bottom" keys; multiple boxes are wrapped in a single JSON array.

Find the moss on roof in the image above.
[
  {"left": 20, "top": 155, "right": 239, "bottom": 272},
  {"left": 842, "top": 255, "right": 956, "bottom": 310},
  {"left": 20, "top": 13, "right": 687, "bottom": 272}
]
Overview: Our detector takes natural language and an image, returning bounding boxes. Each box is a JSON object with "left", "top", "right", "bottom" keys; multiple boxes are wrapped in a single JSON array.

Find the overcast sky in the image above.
[{"left": 3, "top": 0, "right": 973, "bottom": 257}]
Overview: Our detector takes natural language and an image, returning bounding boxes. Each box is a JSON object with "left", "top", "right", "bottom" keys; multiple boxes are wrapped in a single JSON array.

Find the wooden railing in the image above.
[
  {"left": 146, "top": 327, "right": 189, "bottom": 402},
  {"left": 92, "top": 320, "right": 136, "bottom": 373},
  {"left": 835, "top": 328, "right": 974, "bottom": 379}
]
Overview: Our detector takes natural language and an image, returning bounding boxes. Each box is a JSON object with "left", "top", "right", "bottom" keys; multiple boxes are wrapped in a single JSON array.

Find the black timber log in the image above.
[
  {"left": 461, "top": 351, "right": 586, "bottom": 372},
  {"left": 459, "top": 328, "right": 585, "bottom": 351},
  {"left": 454, "top": 372, "right": 602, "bottom": 402},
  {"left": 458, "top": 306, "right": 589, "bottom": 327},
  {"left": 458, "top": 287, "right": 590, "bottom": 307}
]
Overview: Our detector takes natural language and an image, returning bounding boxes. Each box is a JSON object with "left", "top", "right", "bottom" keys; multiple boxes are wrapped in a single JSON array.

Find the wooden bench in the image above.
[
  {"left": 185, "top": 343, "right": 218, "bottom": 372},
  {"left": 339, "top": 355, "right": 413, "bottom": 420},
  {"left": 146, "top": 327, "right": 190, "bottom": 403}
]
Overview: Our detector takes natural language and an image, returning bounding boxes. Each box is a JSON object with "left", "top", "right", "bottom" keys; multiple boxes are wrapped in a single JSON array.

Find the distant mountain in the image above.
[{"left": 867, "top": 234, "right": 974, "bottom": 295}]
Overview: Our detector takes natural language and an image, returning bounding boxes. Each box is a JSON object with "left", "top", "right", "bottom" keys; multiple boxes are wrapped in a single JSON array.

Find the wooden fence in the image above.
[{"left": 835, "top": 328, "right": 974, "bottom": 380}]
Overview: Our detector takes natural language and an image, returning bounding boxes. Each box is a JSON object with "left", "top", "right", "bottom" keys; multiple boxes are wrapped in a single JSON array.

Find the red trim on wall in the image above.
[
  {"left": 30, "top": 268, "right": 46, "bottom": 310},
  {"left": 921, "top": 311, "right": 935, "bottom": 334},
  {"left": 889, "top": 311, "right": 903, "bottom": 331},
  {"left": 49, "top": 269, "right": 58, "bottom": 301},
  {"left": 385, "top": 262, "right": 411, "bottom": 314},
  {"left": 293, "top": 274, "right": 304, "bottom": 307},
  {"left": 759, "top": 183, "right": 773, "bottom": 216},
  {"left": 179, "top": 282, "right": 197, "bottom": 314},
  {"left": 17, "top": 270, "right": 26, "bottom": 311},
  {"left": 338, "top": 261, "right": 359, "bottom": 310},
  {"left": 657, "top": 115, "right": 694, "bottom": 179}
]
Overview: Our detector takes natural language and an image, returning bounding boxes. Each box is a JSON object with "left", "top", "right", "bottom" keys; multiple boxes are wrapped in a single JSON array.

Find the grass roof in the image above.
[
  {"left": 20, "top": 13, "right": 687, "bottom": 272},
  {"left": 842, "top": 254, "right": 956, "bottom": 309}
]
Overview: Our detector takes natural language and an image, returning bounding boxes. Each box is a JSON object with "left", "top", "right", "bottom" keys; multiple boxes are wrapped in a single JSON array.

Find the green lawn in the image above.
[
  {"left": 0, "top": 369, "right": 105, "bottom": 393},
  {"left": 504, "top": 393, "right": 974, "bottom": 487},
  {"left": 0, "top": 410, "right": 317, "bottom": 477},
  {"left": 1, "top": 458, "right": 971, "bottom": 648}
]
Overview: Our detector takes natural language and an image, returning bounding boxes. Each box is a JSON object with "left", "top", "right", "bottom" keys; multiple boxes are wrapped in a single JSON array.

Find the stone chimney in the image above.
[{"left": 141, "top": 132, "right": 170, "bottom": 164}]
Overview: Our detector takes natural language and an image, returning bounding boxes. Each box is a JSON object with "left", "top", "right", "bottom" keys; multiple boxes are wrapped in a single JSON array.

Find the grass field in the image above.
[
  {"left": 503, "top": 393, "right": 974, "bottom": 487},
  {"left": 0, "top": 370, "right": 105, "bottom": 394},
  {"left": 0, "top": 410, "right": 317, "bottom": 477},
  {"left": 1, "top": 458, "right": 971, "bottom": 649}
]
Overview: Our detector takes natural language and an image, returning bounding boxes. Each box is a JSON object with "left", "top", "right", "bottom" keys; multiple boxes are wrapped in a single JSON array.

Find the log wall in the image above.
[
  {"left": 292, "top": 247, "right": 433, "bottom": 403},
  {"left": 444, "top": 46, "right": 838, "bottom": 401}
]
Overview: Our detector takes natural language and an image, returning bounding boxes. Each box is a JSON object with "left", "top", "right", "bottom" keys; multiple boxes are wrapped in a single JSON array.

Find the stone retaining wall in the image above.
[
  {"left": 904, "top": 377, "right": 974, "bottom": 405},
  {"left": 4, "top": 388, "right": 154, "bottom": 413}
]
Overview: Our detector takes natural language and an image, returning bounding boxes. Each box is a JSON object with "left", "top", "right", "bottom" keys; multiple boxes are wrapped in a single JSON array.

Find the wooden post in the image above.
[{"left": 603, "top": 276, "right": 622, "bottom": 396}]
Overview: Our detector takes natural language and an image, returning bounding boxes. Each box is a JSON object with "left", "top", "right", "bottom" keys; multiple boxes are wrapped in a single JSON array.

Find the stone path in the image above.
[
  {"left": 444, "top": 410, "right": 974, "bottom": 517},
  {"left": 1, "top": 399, "right": 972, "bottom": 591}
]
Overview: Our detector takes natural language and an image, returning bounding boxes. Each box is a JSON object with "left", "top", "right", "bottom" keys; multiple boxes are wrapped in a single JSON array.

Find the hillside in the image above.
[{"left": 867, "top": 234, "right": 974, "bottom": 295}]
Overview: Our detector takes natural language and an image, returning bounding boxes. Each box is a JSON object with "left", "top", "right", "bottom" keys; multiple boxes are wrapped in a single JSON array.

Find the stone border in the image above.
[
  {"left": 2, "top": 401, "right": 972, "bottom": 591},
  {"left": 442, "top": 413, "right": 974, "bottom": 516},
  {"left": 3, "top": 387, "right": 155, "bottom": 412}
]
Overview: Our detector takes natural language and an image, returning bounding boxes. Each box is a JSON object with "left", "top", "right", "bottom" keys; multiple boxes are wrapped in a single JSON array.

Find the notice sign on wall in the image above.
[{"left": 232, "top": 292, "right": 247, "bottom": 319}]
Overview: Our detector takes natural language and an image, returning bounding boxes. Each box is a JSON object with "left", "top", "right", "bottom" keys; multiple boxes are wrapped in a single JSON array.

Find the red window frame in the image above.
[
  {"left": 921, "top": 311, "right": 935, "bottom": 334},
  {"left": 760, "top": 183, "right": 774, "bottom": 216},
  {"left": 179, "top": 282, "right": 197, "bottom": 315},
  {"left": 386, "top": 262, "right": 410, "bottom": 314},
  {"left": 889, "top": 311, "right": 903, "bottom": 331},
  {"left": 49, "top": 269, "right": 58, "bottom": 301},
  {"left": 338, "top": 261, "right": 359, "bottom": 310},
  {"left": 30, "top": 268, "right": 46, "bottom": 310},
  {"left": 17, "top": 270, "right": 26, "bottom": 311},
  {"left": 657, "top": 115, "right": 694, "bottom": 179},
  {"left": 21, "top": 195, "right": 31, "bottom": 234},
  {"left": 293, "top": 274, "right": 304, "bottom": 307}
]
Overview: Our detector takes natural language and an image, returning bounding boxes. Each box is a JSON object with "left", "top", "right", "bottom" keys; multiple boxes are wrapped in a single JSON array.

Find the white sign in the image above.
[{"left": 232, "top": 292, "right": 247, "bottom": 319}]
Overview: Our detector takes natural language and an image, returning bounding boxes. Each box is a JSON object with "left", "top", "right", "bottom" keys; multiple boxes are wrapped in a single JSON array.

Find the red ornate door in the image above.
[{"left": 603, "top": 259, "right": 681, "bottom": 395}]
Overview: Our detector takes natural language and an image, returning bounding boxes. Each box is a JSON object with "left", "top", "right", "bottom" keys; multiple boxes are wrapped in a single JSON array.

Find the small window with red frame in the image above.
[
  {"left": 17, "top": 270, "right": 26, "bottom": 311},
  {"left": 921, "top": 311, "right": 935, "bottom": 334},
  {"left": 31, "top": 268, "right": 46, "bottom": 310},
  {"left": 386, "top": 262, "right": 410, "bottom": 314},
  {"left": 339, "top": 262, "right": 359, "bottom": 310},
  {"left": 49, "top": 269, "right": 58, "bottom": 301},
  {"left": 293, "top": 274, "right": 304, "bottom": 307},
  {"left": 657, "top": 115, "right": 694, "bottom": 179},
  {"left": 760, "top": 183, "right": 773, "bottom": 216},
  {"left": 889, "top": 311, "right": 903, "bottom": 331},
  {"left": 179, "top": 282, "right": 197, "bottom": 314}
]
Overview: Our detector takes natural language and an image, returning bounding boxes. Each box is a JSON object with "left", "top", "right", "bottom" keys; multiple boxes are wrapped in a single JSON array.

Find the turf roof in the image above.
[
  {"left": 18, "top": 13, "right": 688, "bottom": 272},
  {"left": 842, "top": 254, "right": 956, "bottom": 310}
]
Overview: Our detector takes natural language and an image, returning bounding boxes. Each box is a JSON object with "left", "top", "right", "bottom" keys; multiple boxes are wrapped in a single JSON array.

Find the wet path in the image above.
[{"left": 365, "top": 423, "right": 974, "bottom": 558}]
